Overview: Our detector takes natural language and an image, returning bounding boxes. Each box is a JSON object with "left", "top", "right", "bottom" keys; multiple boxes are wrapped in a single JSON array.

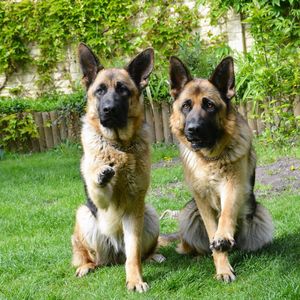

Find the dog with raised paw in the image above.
[
  {"left": 169, "top": 55, "right": 274, "bottom": 282},
  {"left": 71, "top": 43, "right": 162, "bottom": 292}
]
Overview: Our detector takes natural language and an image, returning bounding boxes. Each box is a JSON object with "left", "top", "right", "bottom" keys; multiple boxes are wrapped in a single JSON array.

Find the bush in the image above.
[
  {"left": 0, "top": 90, "right": 86, "bottom": 151},
  {"left": 0, "top": 90, "right": 86, "bottom": 114}
]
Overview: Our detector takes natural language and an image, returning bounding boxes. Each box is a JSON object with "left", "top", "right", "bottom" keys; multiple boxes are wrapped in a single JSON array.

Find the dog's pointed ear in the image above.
[
  {"left": 78, "top": 43, "right": 104, "bottom": 89},
  {"left": 209, "top": 56, "right": 235, "bottom": 101},
  {"left": 126, "top": 48, "right": 154, "bottom": 90},
  {"left": 169, "top": 56, "right": 193, "bottom": 99}
]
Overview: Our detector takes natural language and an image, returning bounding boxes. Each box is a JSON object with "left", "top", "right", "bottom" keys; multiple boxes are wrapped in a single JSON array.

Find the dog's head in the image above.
[
  {"left": 78, "top": 43, "right": 154, "bottom": 139},
  {"left": 169, "top": 56, "right": 235, "bottom": 151}
]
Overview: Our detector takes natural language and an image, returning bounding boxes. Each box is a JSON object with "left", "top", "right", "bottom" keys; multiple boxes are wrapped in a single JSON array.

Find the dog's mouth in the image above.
[
  {"left": 100, "top": 115, "right": 127, "bottom": 129},
  {"left": 190, "top": 139, "right": 208, "bottom": 150},
  {"left": 186, "top": 137, "right": 214, "bottom": 150}
]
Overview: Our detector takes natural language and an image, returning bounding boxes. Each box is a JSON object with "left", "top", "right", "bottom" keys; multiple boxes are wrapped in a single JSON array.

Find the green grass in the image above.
[{"left": 0, "top": 142, "right": 299, "bottom": 299}]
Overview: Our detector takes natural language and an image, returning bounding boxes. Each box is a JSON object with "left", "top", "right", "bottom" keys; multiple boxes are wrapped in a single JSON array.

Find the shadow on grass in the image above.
[{"left": 144, "top": 231, "right": 300, "bottom": 286}]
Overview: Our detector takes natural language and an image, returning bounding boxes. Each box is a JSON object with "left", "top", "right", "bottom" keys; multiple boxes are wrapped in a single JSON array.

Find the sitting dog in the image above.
[
  {"left": 72, "top": 43, "right": 160, "bottom": 292},
  {"left": 169, "top": 55, "right": 274, "bottom": 282}
]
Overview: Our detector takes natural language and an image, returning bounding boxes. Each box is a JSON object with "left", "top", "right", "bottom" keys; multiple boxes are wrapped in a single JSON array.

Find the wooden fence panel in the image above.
[
  {"left": 153, "top": 103, "right": 164, "bottom": 143},
  {"left": 59, "top": 115, "right": 68, "bottom": 142},
  {"left": 42, "top": 112, "right": 54, "bottom": 149},
  {"left": 33, "top": 112, "right": 46, "bottom": 151},
  {"left": 49, "top": 111, "right": 61, "bottom": 146},
  {"left": 161, "top": 103, "right": 172, "bottom": 144},
  {"left": 246, "top": 102, "right": 258, "bottom": 135},
  {"left": 144, "top": 104, "right": 155, "bottom": 143}
]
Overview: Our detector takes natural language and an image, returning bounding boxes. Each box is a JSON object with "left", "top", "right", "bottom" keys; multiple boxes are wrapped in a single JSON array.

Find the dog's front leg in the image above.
[
  {"left": 211, "top": 180, "right": 245, "bottom": 252},
  {"left": 122, "top": 205, "right": 148, "bottom": 293},
  {"left": 194, "top": 194, "right": 236, "bottom": 282}
]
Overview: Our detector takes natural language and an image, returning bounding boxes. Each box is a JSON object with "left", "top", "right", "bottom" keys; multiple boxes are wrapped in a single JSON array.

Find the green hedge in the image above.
[{"left": 0, "top": 90, "right": 86, "bottom": 114}]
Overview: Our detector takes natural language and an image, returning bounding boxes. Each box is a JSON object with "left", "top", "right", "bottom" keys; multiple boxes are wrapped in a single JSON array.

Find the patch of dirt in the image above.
[
  {"left": 152, "top": 157, "right": 180, "bottom": 169},
  {"left": 152, "top": 157, "right": 300, "bottom": 197},
  {"left": 256, "top": 158, "right": 300, "bottom": 197}
]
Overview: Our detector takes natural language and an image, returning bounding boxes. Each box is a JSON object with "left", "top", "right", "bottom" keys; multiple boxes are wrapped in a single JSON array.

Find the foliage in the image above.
[
  {"left": 144, "top": 33, "right": 231, "bottom": 103},
  {"left": 0, "top": 0, "right": 198, "bottom": 92},
  {"left": 176, "top": 33, "right": 231, "bottom": 78},
  {"left": 0, "top": 90, "right": 85, "bottom": 151},
  {"left": 203, "top": 0, "right": 300, "bottom": 142},
  {"left": 0, "top": 90, "right": 85, "bottom": 114},
  {"left": 0, "top": 112, "right": 38, "bottom": 151}
]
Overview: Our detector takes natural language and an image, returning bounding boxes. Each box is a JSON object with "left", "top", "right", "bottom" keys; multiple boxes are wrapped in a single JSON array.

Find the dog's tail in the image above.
[
  {"left": 236, "top": 203, "right": 274, "bottom": 252},
  {"left": 158, "top": 232, "right": 180, "bottom": 247}
]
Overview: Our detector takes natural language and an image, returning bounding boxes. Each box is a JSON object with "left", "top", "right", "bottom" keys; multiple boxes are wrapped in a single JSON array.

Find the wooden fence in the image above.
[{"left": 4, "top": 100, "right": 293, "bottom": 153}]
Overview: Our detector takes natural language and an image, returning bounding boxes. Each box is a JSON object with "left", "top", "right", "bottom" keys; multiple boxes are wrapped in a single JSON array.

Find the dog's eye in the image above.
[
  {"left": 116, "top": 82, "right": 130, "bottom": 96},
  {"left": 182, "top": 99, "right": 192, "bottom": 112},
  {"left": 202, "top": 98, "right": 215, "bottom": 112},
  {"left": 95, "top": 84, "right": 107, "bottom": 95}
]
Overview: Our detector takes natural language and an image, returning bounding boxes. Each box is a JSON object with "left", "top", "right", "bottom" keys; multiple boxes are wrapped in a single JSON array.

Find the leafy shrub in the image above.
[
  {"left": 0, "top": 112, "right": 38, "bottom": 151},
  {"left": 0, "top": 90, "right": 86, "bottom": 114},
  {"left": 143, "top": 33, "right": 231, "bottom": 104},
  {"left": 176, "top": 33, "right": 231, "bottom": 78},
  {"left": 0, "top": 90, "right": 86, "bottom": 151}
]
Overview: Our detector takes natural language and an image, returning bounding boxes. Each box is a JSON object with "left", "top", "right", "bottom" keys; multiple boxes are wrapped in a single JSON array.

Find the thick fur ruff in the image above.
[
  {"left": 72, "top": 204, "right": 159, "bottom": 267},
  {"left": 179, "top": 199, "right": 274, "bottom": 253},
  {"left": 236, "top": 203, "right": 274, "bottom": 251}
]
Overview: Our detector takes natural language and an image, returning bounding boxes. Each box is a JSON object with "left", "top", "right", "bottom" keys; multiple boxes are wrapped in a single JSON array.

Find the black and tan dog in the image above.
[
  {"left": 169, "top": 56, "right": 274, "bottom": 282},
  {"left": 71, "top": 43, "right": 161, "bottom": 292}
]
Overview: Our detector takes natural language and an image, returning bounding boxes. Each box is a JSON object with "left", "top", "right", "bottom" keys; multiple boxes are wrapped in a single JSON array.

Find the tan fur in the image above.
[
  {"left": 72, "top": 47, "right": 160, "bottom": 292},
  {"left": 170, "top": 75, "right": 274, "bottom": 282}
]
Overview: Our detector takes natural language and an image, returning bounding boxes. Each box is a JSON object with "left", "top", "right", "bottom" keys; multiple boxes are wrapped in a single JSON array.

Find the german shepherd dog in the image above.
[
  {"left": 169, "top": 56, "right": 274, "bottom": 282},
  {"left": 71, "top": 43, "right": 159, "bottom": 292}
]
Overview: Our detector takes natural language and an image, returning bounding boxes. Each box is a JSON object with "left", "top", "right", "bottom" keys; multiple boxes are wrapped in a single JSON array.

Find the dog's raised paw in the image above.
[
  {"left": 210, "top": 237, "right": 235, "bottom": 252},
  {"left": 126, "top": 281, "right": 149, "bottom": 293},
  {"left": 97, "top": 166, "right": 115, "bottom": 186}
]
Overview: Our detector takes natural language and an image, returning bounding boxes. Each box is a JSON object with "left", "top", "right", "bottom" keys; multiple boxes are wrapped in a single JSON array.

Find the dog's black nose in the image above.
[
  {"left": 103, "top": 104, "right": 115, "bottom": 114},
  {"left": 187, "top": 123, "right": 200, "bottom": 134}
]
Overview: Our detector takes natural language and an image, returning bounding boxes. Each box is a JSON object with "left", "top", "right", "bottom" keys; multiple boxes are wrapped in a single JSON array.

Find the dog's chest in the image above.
[{"left": 182, "top": 148, "right": 230, "bottom": 211}]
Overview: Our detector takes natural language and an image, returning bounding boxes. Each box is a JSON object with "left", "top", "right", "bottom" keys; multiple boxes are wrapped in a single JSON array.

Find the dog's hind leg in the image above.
[
  {"left": 142, "top": 204, "right": 166, "bottom": 263},
  {"left": 236, "top": 203, "right": 274, "bottom": 251},
  {"left": 177, "top": 199, "right": 210, "bottom": 255},
  {"left": 72, "top": 206, "right": 98, "bottom": 277}
]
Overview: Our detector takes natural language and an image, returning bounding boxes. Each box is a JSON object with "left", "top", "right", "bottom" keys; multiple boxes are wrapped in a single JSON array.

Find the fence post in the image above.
[
  {"left": 33, "top": 112, "right": 46, "bottom": 151},
  {"left": 246, "top": 102, "right": 258, "bottom": 135},
  {"left": 161, "top": 102, "right": 173, "bottom": 144},
  {"left": 50, "top": 111, "right": 61, "bottom": 146},
  {"left": 153, "top": 102, "right": 164, "bottom": 143},
  {"left": 42, "top": 112, "right": 54, "bottom": 149},
  {"left": 144, "top": 104, "right": 155, "bottom": 143}
]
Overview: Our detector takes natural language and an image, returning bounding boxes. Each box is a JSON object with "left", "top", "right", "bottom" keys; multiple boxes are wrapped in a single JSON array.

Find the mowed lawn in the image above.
[{"left": 0, "top": 142, "right": 299, "bottom": 300}]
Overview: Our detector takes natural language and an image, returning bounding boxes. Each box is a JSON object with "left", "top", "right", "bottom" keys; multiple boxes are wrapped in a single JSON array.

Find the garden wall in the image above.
[{"left": 0, "top": 8, "right": 251, "bottom": 98}]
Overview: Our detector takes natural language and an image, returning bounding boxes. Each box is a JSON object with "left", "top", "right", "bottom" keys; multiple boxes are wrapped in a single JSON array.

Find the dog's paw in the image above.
[
  {"left": 75, "top": 263, "right": 95, "bottom": 277},
  {"left": 126, "top": 280, "right": 149, "bottom": 293},
  {"left": 216, "top": 271, "right": 236, "bottom": 283},
  {"left": 148, "top": 253, "right": 166, "bottom": 263},
  {"left": 210, "top": 235, "right": 235, "bottom": 252},
  {"left": 97, "top": 166, "right": 115, "bottom": 187}
]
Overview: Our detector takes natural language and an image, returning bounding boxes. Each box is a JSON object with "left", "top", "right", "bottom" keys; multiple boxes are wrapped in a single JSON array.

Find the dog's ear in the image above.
[
  {"left": 126, "top": 48, "right": 154, "bottom": 90},
  {"left": 169, "top": 56, "right": 193, "bottom": 99},
  {"left": 78, "top": 43, "right": 104, "bottom": 89},
  {"left": 209, "top": 56, "right": 235, "bottom": 101}
]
